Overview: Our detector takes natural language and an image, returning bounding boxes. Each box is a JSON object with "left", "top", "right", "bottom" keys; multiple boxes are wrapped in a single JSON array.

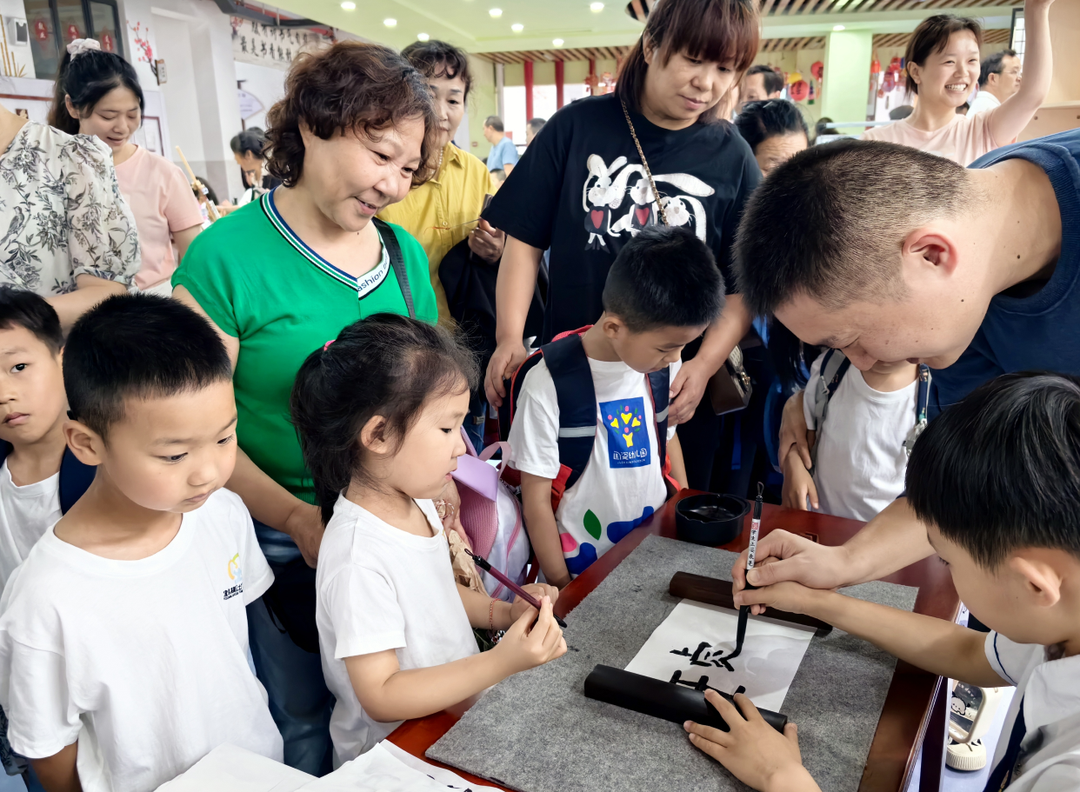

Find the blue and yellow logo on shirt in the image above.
[{"left": 600, "top": 397, "right": 651, "bottom": 469}]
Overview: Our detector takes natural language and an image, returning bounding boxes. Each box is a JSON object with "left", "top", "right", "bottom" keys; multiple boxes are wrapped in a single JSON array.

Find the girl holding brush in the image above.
[{"left": 292, "top": 314, "right": 566, "bottom": 764}]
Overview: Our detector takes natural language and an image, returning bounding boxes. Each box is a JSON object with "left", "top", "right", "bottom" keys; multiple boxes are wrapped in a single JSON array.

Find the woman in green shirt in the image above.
[{"left": 173, "top": 42, "right": 439, "bottom": 774}]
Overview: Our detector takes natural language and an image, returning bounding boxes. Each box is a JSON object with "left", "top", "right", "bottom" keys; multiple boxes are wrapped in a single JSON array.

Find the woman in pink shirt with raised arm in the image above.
[
  {"left": 49, "top": 39, "right": 203, "bottom": 295},
  {"left": 862, "top": 0, "right": 1056, "bottom": 166}
]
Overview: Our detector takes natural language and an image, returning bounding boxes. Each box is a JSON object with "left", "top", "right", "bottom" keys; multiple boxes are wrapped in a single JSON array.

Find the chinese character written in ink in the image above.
[
  {"left": 670, "top": 641, "right": 736, "bottom": 672},
  {"left": 669, "top": 670, "right": 747, "bottom": 697}
]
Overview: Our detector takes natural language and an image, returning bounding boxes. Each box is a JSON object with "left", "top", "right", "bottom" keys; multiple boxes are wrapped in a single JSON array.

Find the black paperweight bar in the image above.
[{"left": 583, "top": 665, "right": 788, "bottom": 734}]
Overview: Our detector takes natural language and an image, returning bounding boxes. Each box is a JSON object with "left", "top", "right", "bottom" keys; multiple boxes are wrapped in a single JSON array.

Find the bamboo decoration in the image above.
[{"left": 175, "top": 146, "right": 221, "bottom": 222}]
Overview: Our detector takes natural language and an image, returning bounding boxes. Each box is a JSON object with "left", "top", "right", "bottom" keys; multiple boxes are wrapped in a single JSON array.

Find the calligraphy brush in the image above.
[
  {"left": 717, "top": 481, "right": 764, "bottom": 662},
  {"left": 466, "top": 549, "right": 568, "bottom": 629}
]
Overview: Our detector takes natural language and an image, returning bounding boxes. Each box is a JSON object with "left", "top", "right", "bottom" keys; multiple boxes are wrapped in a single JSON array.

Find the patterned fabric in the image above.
[{"left": 0, "top": 122, "right": 139, "bottom": 295}]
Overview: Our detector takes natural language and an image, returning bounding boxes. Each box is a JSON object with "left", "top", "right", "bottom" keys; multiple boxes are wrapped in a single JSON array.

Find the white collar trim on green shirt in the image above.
[{"left": 261, "top": 189, "right": 391, "bottom": 300}]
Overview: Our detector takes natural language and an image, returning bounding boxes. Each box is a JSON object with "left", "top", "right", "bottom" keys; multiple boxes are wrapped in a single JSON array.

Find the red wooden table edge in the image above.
[{"left": 389, "top": 491, "right": 960, "bottom": 792}]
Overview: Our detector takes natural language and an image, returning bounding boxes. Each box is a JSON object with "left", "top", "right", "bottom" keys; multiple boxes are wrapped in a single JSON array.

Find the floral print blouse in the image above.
[{"left": 0, "top": 122, "right": 139, "bottom": 295}]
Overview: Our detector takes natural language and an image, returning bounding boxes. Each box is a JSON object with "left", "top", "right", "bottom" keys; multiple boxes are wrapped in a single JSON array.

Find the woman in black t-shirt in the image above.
[{"left": 484, "top": 0, "right": 761, "bottom": 489}]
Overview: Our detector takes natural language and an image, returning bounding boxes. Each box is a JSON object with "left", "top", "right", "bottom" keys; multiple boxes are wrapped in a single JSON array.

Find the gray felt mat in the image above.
[{"left": 427, "top": 534, "right": 919, "bottom": 792}]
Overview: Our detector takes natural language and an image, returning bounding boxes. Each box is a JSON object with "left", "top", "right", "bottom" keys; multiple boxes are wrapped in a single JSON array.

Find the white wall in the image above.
[
  {"left": 119, "top": 0, "right": 244, "bottom": 200},
  {"left": 234, "top": 60, "right": 285, "bottom": 133},
  {"left": 0, "top": 0, "right": 36, "bottom": 78},
  {"left": 154, "top": 14, "right": 203, "bottom": 162}
]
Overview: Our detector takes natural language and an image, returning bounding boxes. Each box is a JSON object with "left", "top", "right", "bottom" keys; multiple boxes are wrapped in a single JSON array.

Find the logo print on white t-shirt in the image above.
[
  {"left": 600, "top": 397, "right": 651, "bottom": 469},
  {"left": 223, "top": 552, "right": 244, "bottom": 600}
]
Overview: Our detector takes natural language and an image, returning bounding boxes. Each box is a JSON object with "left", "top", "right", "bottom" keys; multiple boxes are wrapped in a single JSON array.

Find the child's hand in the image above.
[
  {"left": 494, "top": 596, "right": 567, "bottom": 674},
  {"left": 733, "top": 580, "right": 824, "bottom": 617},
  {"left": 509, "top": 583, "right": 559, "bottom": 623},
  {"left": 685, "top": 692, "right": 819, "bottom": 792},
  {"left": 781, "top": 449, "right": 818, "bottom": 511}
]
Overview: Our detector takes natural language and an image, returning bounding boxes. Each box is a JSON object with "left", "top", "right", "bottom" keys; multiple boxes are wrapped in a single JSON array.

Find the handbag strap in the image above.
[
  {"left": 621, "top": 101, "right": 670, "bottom": 227},
  {"left": 372, "top": 217, "right": 415, "bottom": 320}
]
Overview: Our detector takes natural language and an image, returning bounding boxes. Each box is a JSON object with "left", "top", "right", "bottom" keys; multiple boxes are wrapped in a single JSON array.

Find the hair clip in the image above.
[{"left": 322, "top": 340, "right": 335, "bottom": 351}]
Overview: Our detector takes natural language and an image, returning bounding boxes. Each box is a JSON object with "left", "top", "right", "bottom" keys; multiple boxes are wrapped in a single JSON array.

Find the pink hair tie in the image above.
[{"left": 323, "top": 340, "right": 335, "bottom": 351}]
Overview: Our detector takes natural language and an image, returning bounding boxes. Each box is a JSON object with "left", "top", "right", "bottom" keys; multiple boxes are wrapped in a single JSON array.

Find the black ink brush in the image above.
[
  {"left": 718, "top": 482, "right": 763, "bottom": 662},
  {"left": 466, "top": 549, "right": 568, "bottom": 629}
]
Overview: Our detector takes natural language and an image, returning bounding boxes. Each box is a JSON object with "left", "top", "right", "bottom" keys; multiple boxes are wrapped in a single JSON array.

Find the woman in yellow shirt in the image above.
[
  {"left": 379, "top": 40, "right": 504, "bottom": 326},
  {"left": 380, "top": 40, "right": 505, "bottom": 449}
]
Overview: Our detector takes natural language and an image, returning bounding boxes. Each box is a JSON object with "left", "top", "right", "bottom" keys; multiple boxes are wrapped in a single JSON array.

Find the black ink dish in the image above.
[{"left": 675, "top": 493, "right": 751, "bottom": 546}]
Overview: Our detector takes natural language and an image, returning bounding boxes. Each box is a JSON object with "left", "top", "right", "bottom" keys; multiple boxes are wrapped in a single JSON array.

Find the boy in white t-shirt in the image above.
[
  {"left": 0, "top": 287, "right": 81, "bottom": 593},
  {"left": 0, "top": 294, "right": 283, "bottom": 792},
  {"left": 689, "top": 373, "right": 1080, "bottom": 792},
  {"left": 0, "top": 287, "right": 97, "bottom": 785},
  {"left": 510, "top": 226, "right": 724, "bottom": 587},
  {"left": 781, "top": 349, "right": 923, "bottom": 522}
]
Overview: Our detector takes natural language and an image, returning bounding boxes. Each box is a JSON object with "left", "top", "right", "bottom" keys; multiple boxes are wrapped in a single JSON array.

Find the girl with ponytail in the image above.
[
  {"left": 51, "top": 39, "right": 203, "bottom": 294},
  {"left": 291, "top": 313, "right": 566, "bottom": 763}
]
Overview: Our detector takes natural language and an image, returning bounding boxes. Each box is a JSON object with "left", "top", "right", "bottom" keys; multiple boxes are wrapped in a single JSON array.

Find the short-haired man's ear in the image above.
[
  {"left": 901, "top": 228, "right": 960, "bottom": 276},
  {"left": 64, "top": 420, "right": 104, "bottom": 468}
]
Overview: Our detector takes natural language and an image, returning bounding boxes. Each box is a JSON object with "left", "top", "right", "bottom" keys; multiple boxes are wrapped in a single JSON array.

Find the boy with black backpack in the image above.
[
  {"left": 507, "top": 226, "right": 723, "bottom": 587},
  {"left": 0, "top": 288, "right": 95, "bottom": 785},
  {"left": 782, "top": 348, "right": 927, "bottom": 522}
]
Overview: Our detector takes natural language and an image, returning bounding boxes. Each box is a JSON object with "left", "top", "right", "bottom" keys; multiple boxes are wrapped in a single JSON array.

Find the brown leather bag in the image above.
[{"left": 707, "top": 343, "right": 753, "bottom": 416}]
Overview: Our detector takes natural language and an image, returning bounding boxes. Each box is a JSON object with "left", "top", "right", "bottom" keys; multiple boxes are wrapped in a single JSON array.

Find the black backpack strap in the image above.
[
  {"left": 542, "top": 333, "right": 597, "bottom": 492},
  {"left": 647, "top": 367, "right": 671, "bottom": 467},
  {"left": 58, "top": 447, "right": 95, "bottom": 514},
  {"left": 372, "top": 218, "right": 415, "bottom": 320}
]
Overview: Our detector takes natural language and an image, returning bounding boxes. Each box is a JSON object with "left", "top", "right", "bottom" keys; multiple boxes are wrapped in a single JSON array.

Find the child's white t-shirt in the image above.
[
  {"left": 316, "top": 495, "right": 478, "bottom": 766},
  {"left": 983, "top": 631, "right": 1080, "bottom": 791},
  {"left": 802, "top": 356, "right": 917, "bottom": 522},
  {"left": 0, "top": 488, "right": 282, "bottom": 792},
  {"left": 509, "top": 357, "right": 678, "bottom": 577},
  {"left": 0, "top": 460, "right": 61, "bottom": 592}
]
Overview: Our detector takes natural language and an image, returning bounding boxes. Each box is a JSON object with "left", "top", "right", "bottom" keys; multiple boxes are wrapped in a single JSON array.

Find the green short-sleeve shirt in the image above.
[{"left": 173, "top": 191, "right": 436, "bottom": 509}]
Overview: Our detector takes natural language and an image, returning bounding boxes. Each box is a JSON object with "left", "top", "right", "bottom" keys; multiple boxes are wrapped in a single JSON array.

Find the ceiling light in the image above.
[
  {"left": 489, "top": 8, "right": 503, "bottom": 17},
  {"left": 384, "top": 18, "right": 397, "bottom": 27},
  {"left": 590, "top": 2, "right": 605, "bottom": 10},
  {"left": 340, "top": 1, "right": 355, "bottom": 8},
  {"left": 553, "top": 38, "right": 564, "bottom": 46},
  {"left": 832, "top": 24, "right": 845, "bottom": 30},
  {"left": 417, "top": 32, "right": 430, "bottom": 41},
  {"left": 511, "top": 23, "right": 524, "bottom": 32}
]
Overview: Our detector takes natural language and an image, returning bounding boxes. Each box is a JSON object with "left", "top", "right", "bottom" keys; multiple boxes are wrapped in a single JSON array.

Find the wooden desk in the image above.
[{"left": 390, "top": 492, "right": 960, "bottom": 792}]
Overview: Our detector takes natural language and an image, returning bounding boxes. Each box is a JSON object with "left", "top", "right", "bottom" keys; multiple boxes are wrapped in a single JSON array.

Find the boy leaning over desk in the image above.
[{"left": 686, "top": 372, "right": 1080, "bottom": 792}]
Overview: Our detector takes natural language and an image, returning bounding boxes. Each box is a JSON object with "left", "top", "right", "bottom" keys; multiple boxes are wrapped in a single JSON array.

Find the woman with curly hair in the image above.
[{"left": 172, "top": 41, "right": 439, "bottom": 773}]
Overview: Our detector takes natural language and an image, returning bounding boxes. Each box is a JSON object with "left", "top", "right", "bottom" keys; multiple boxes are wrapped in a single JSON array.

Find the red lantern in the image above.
[
  {"left": 102, "top": 32, "right": 115, "bottom": 52},
  {"left": 789, "top": 79, "right": 809, "bottom": 102},
  {"left": 66, "top": 23, "right": 81, "bottom": 42},
  {"left": 889, "top": 56, "right": 902, "bottom": 74},
  {"left": 33, "top": 19, "right": 49, "bottom": 42},
  {"left": 810, "top": 61, "right": 824, "bottom": 82},
  {"left": 871, "top": 57, "right": 881, "bottom": 75}
]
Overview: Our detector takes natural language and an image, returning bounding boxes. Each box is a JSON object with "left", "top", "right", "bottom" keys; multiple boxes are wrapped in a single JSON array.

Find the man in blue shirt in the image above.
[
  {"left": 484, "top": 115, "right": 520, "bottom": 175},
  {"left": 724, "top": 130, "right": 1080, "bottom": 594}
]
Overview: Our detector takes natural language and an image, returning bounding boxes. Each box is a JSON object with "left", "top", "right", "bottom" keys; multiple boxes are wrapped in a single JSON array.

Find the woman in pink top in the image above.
[
  {"left": 49, "top": 40, "right": 203, "bottom": 294},
  {"left": 863, "top": 0, "right": 1055, "bottom": 166}
]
